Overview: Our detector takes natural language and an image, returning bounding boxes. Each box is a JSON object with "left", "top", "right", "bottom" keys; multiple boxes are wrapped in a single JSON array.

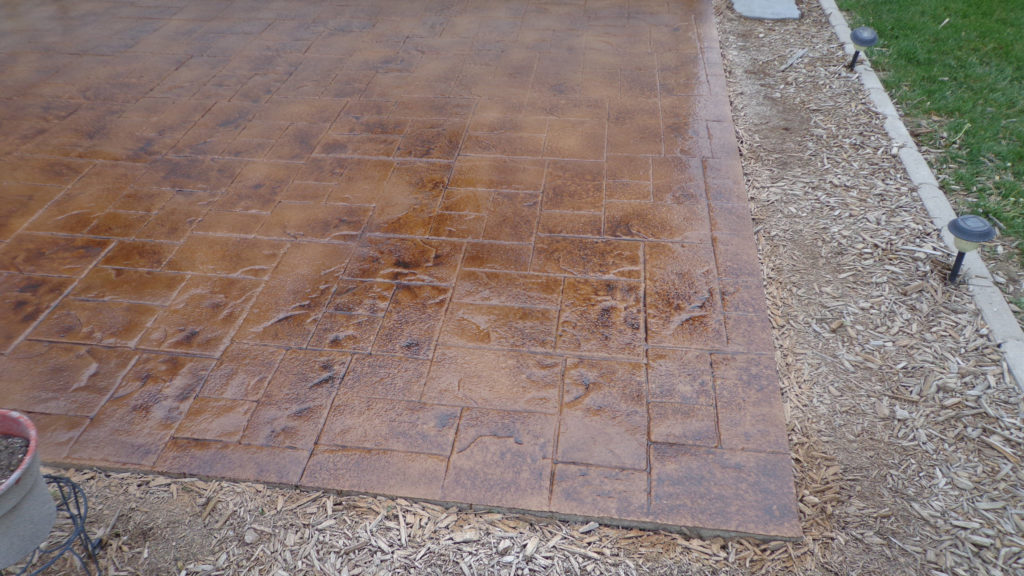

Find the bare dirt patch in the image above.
[{"left": 6, "top": 1, "right": 1024, "bottom": 575}]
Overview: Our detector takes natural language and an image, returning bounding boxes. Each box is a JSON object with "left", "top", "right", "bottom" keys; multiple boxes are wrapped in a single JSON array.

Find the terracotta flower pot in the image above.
[{"left": 0, "top": 410, "right": 56, "bottom": 569}]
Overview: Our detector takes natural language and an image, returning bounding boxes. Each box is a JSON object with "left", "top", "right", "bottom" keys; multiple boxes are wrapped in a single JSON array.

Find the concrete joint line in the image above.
[{"left": 817, "top": 0, "right": 1024, "bottom": 390}]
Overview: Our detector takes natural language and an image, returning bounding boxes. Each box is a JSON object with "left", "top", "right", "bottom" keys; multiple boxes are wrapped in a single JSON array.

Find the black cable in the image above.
[{"left": 9, "top": 475, "right": 102, "bottom": 576}]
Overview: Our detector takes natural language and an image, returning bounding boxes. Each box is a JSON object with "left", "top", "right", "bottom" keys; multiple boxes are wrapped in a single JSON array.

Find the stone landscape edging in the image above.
[{"left": 816, "top": 0, "right": 1024, "bottom": 390}]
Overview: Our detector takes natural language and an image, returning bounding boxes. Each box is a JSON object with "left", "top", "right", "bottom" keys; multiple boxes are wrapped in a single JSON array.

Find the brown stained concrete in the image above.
[{"left": 0, "top": 0, "right": 800, "bottom": 539}]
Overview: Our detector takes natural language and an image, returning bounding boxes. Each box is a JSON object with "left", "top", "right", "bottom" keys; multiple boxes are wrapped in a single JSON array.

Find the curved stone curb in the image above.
[{"left": 818, "top": 0, "right": 1024, "bottom": 390}]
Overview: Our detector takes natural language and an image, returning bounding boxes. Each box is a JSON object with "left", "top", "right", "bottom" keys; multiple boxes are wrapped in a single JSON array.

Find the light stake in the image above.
[
  {"left": 848, "top": 26, "right": 879, "bottom": 70},
  {"left": 947, "top": 215, "right": 996, "bottom": 284}
]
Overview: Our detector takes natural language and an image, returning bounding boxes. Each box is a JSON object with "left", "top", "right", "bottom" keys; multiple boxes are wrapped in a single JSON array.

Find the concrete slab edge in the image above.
[
  {"left": 47, "top": 459, "right": 801, "bottom": 541},
  {"left": 817, "top": 0, "right": 1024, "bottom": 391}
]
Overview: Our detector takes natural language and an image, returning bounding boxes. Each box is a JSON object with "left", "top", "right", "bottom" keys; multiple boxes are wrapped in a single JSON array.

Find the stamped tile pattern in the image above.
[{"left": 0, "top": 0, "right": 798, "bottom": 539}]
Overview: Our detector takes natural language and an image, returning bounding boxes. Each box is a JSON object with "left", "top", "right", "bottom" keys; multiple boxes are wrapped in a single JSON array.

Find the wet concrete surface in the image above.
[{"left": 0, "top": 0, "right": 799, "bottom": 538}]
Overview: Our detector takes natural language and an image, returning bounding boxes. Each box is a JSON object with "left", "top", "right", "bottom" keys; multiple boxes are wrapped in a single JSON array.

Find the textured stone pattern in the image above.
[{"left": 0, "top": 0, "right": 799, "bottom": 538}]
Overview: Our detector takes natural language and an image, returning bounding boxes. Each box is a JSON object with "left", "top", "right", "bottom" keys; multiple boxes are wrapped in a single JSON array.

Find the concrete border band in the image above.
[{"left": 816, "top": 0, "right": 1024, "bottom": 390}]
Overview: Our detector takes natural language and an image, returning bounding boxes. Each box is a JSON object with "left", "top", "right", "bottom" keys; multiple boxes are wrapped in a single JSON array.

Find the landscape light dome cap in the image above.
[
  {"left": 948, "top": 214, "right": 997, "bottom": 253},
  {"left": 851, "top": 26, "right": 879, "bottom": 48}
]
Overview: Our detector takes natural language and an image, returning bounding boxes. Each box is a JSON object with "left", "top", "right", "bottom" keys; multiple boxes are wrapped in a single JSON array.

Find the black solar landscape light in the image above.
[
  {"left": 947, "top": 215, "right": 997, "bottom": 284},
  {"left": 848, "top": 26, "right": 878, "bottom": 70}
]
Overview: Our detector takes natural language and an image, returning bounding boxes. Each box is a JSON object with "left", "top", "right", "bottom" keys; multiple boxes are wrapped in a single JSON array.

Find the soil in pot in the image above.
[{"left": 0, "top": 433, "right": 29, "bottom": 485}]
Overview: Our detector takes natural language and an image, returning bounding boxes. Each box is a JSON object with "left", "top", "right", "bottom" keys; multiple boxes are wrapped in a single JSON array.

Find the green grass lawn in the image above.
[{"left": 838, "top": 0, "right": 1024, "bottom": 257}]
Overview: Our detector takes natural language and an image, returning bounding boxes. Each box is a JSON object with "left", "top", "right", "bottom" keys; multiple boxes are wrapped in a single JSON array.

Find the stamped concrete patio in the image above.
[{"left": 0, "top": 0, "right": 799, "bottom": 538}]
